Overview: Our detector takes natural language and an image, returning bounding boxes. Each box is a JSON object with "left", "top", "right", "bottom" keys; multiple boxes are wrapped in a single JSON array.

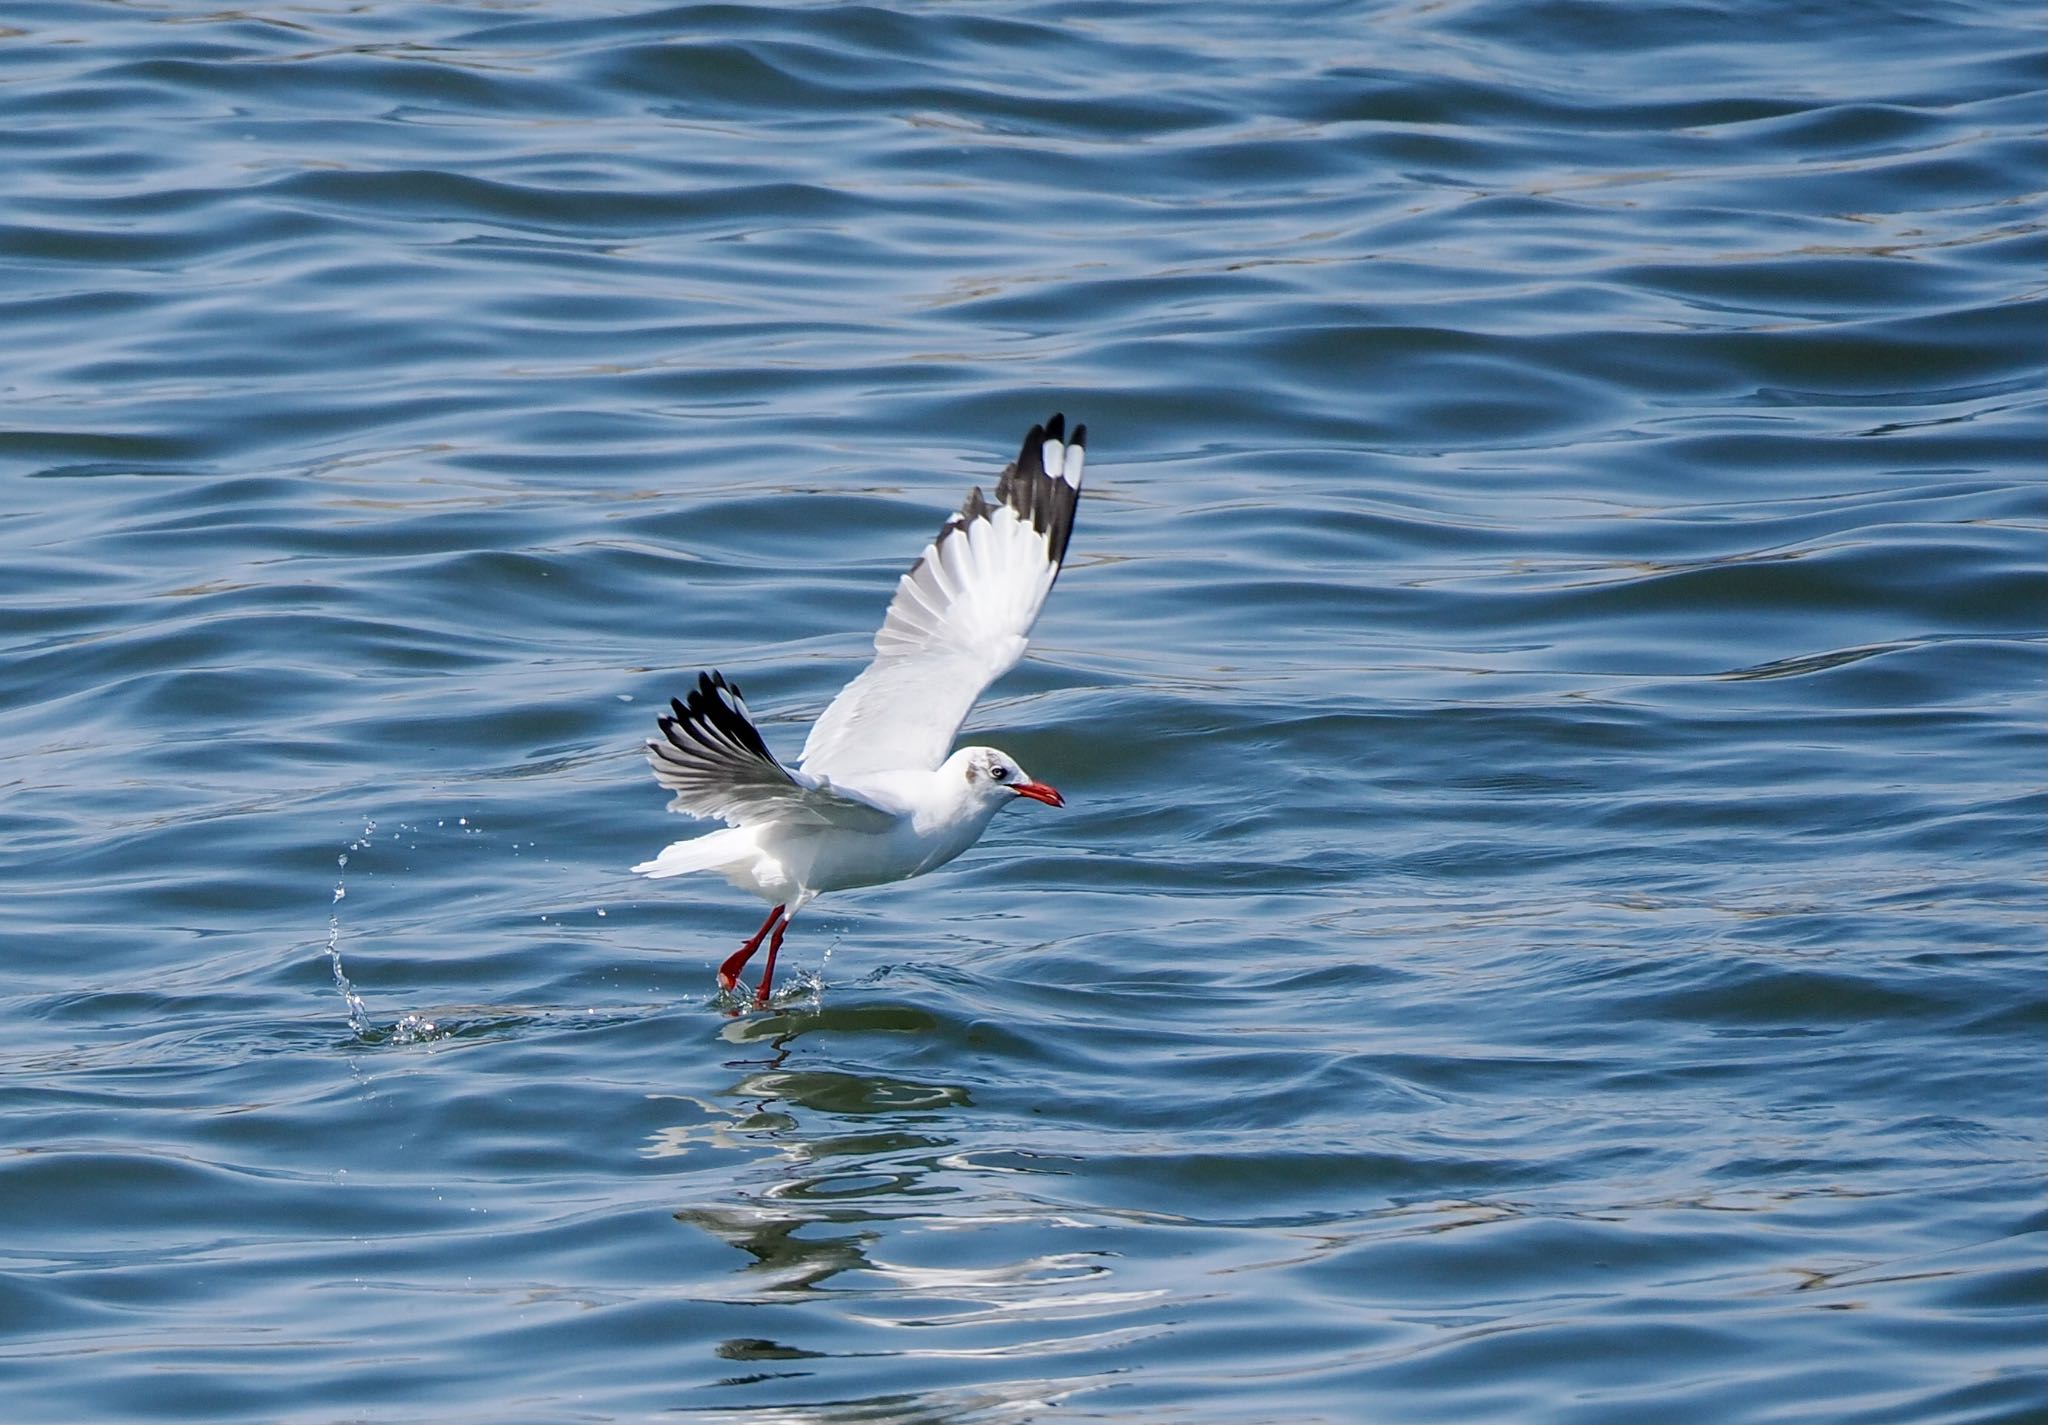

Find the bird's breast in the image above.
[{"left": 781, "top": 801, "right": 996, "bottom": 895}]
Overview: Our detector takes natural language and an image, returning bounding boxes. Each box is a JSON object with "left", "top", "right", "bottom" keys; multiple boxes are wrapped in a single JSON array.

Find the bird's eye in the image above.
[{"left": 991, "top": 765, "right": 1009, "bottom": 781}]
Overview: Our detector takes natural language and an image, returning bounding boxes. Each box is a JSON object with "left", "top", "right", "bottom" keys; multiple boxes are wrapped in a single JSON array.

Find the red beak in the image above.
[{"left": 1012, "top": 781, "right": 1064, "bottom": 808}]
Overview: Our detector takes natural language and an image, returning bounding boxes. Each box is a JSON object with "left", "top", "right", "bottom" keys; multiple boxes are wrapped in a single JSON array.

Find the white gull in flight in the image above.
[{"left": 634, "top": 413, "right": 1086, "bottom": 1005}]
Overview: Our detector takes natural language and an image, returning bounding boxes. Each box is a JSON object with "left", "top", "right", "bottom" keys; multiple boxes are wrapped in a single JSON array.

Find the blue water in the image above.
[{"left": 3, "top": 2, "right": 2044, "bottom": 1421}]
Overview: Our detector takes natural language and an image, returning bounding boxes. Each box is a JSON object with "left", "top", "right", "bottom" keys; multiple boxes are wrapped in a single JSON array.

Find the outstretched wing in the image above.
[
  {"left": 799, "top": 414, "right": 1085, "bottom": 780},
  {"left": 648, "top": 671, "right": 896, "bottom": 831}
]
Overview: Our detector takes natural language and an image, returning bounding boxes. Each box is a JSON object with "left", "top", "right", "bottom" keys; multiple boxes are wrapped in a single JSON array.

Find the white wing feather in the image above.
[{"left": 799, "top": 415, "right": 1085, "bottom": 779}]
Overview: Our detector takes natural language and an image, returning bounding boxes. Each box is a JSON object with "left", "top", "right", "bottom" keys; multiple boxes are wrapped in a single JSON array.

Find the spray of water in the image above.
[{"left": 327, "top": 819, "right": 374, "bottom": 1039}]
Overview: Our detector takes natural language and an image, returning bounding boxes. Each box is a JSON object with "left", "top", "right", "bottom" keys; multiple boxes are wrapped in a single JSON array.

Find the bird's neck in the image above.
[{"left": 915, "top": 770, "right": 1005, "bottom": 841}]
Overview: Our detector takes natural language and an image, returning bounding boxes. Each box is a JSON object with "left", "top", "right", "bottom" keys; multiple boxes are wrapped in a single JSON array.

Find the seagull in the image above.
[{"left": 634, "top": 413, "right": 1085, "bottom": 1006}]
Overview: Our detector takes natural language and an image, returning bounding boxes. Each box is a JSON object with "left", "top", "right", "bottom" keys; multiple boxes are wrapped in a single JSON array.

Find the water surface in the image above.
[{"left": 2, "top": 2, "right": 2043, "bottom": 1421}]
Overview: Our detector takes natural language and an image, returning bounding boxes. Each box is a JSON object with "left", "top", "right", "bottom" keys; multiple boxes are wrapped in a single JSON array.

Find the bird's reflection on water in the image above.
[
  {"left": 651, "top": 1005, "right": 1146, "bottom": 1417},
  {"left": 664, "top": 1024, "right": 982, "bottom": 1297},
  {"left": 674, "top": 1200, "right": 889, "bottom": 1296}
]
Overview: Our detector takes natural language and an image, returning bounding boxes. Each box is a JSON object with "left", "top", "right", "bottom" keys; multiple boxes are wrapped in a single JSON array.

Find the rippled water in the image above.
[{"left": 3, "top": 2, "right": 2044, "bottom": 1421}]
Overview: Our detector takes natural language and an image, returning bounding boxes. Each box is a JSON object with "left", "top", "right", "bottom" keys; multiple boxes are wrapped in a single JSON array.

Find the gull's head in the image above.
[{"left": 956, "top": 747, "right": 1064, "bottom": 809}]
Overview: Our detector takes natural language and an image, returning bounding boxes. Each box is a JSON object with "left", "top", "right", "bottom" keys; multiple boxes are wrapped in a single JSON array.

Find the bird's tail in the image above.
[{"left": 632, "top": 826, "right": 754, "bottom": 880}]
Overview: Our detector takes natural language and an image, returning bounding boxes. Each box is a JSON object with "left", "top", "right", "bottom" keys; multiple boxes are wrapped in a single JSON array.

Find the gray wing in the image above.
[
  {"left": 648, "top": 671, "right": 896, "bottom": 832},
  {"left": 798, "top": 414, "right": 1085, "bottom": 780}
]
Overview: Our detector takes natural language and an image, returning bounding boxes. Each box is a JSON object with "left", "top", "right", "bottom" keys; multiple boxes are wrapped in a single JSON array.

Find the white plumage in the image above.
[{"left": 634, "top": 414, "right": 1086, "bottom": 1004}]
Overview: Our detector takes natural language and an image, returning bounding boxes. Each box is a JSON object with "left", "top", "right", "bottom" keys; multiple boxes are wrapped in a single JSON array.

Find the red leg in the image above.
[
  {"left": 753, "top": 914, "right": 792, "bottom": 1006},
  {"left": 718, "top": 904, "right": 784, "bottom": 992}
]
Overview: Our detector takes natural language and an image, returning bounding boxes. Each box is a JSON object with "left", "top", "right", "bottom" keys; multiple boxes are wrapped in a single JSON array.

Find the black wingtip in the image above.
[
  {"left": 988, "top": 412, "right": 1083, "bottom": 570},
  {"left": 925, "top": 413, "right": 1086, "bottom": 576},
  {"left": 1014, "top": 420, "right": 1047, "bottom": 482},
  {"left": 668, "top": 668, "right": 775, "bottom": 765}
]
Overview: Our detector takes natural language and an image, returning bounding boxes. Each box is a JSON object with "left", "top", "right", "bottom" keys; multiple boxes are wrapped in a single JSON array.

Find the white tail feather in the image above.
[{"left": 632, "top": 826, "right": 754, "bottom": 880}]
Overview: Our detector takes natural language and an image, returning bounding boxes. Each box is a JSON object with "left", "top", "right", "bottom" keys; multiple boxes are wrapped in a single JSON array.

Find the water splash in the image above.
[
  {"left": 729, "top": 940, "right": 838, "bottom": 1015},
  {"left": 389, "top": 1011, "right": 442, "bottom": 1045},
  {"left": 327, "top": 819, "right": 375, "bottom": 1040}
]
